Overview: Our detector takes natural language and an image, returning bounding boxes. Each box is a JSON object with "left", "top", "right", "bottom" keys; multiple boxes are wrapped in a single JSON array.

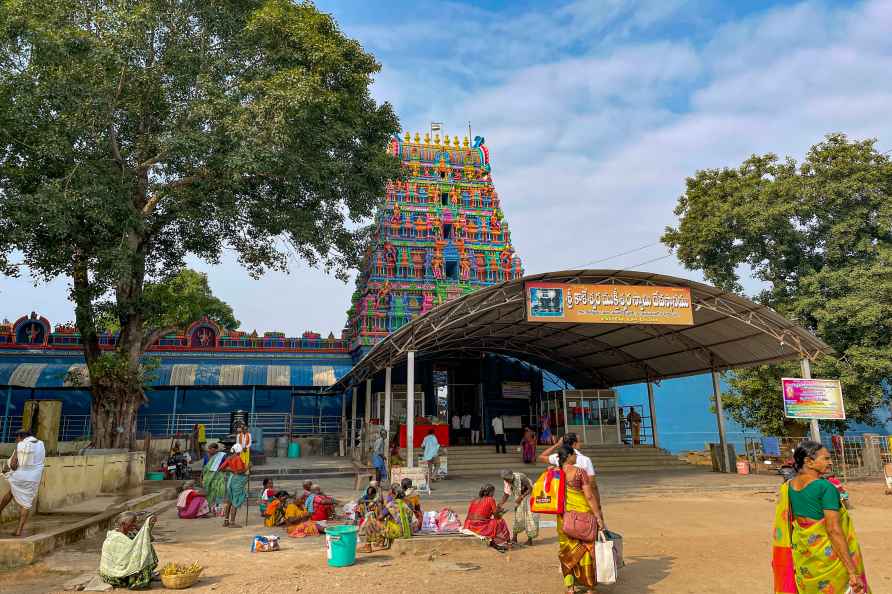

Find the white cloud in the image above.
[{"left": 7, "top": 0, "right": 892, "bottom": 336}]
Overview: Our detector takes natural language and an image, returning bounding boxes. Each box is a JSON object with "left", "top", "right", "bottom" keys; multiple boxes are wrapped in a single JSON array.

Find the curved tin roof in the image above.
[{"left": 332, "top": 269, "right": 833, "bottom": 390}]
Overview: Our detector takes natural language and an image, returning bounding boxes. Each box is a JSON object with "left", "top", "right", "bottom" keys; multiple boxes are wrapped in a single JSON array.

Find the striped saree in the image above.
[{"left": 772, "top": 481, "right": 870, "bottom": 594}]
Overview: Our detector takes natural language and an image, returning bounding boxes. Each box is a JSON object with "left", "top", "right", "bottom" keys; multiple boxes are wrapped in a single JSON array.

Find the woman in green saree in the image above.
[
  {"left": 772, "top": 440, "right": 869, "bottom": 594},
  {"left": 99, "top": 512, "right": 158, "bottom": 590},
  {"left": 201, "top": 442, "right": 226, "bottom": 513}
]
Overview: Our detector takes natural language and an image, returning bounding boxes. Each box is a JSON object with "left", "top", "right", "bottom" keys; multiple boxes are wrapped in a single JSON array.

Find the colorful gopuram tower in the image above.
[{"left": 346, "top": 131, "right": 524, "bottom": 352}]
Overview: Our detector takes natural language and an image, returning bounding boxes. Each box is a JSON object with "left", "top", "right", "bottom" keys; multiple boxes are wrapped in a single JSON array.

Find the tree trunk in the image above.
[{"left": 90, "top": 381, "right": 143, "bottom": 450}]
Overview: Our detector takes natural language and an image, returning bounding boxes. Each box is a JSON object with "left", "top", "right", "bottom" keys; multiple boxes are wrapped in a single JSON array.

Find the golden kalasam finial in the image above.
[
  {"left": 424, "top": 132, "right": 431, "bottom": 145},
  {"left": 453, "top": 135, "right": 460, "bottom": 147},
  {"left": 404, "top": 131, "right": 411, "bottom": 142},
  {"left": 414, "top": 132, "right": 421, "bottom": 143},
  {"left": 434, "top": 133, "right": 441, "bottom": 146},
  {"left": 463, "top": 136, "right": 469, "bottom": 147}
]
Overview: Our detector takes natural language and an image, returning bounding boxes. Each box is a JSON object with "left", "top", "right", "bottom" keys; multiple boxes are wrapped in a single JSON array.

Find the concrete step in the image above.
[{"left": 450, "top": 464, "right": 694, "bottom": 476}]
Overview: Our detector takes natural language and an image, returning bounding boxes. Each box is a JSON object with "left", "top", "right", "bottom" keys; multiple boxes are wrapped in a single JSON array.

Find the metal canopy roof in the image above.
[{"left": 332, "top": 269, "right": 833, "bottom": 390}]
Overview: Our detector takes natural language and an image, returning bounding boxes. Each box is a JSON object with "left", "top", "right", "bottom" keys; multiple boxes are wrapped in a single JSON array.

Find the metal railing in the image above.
[
  {"left": 744, "top": 433, "right": 892, "bottom": 480},
  {"left": 0, "top": 413, "right": 348, "bottom": 442},
  {"left": 136, "top": 413, "right": 345, "bottom": 439}
]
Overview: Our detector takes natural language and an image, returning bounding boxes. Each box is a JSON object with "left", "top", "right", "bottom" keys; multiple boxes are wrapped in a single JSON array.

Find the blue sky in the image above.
[{"left": 4, "top": 0, "right": 892, "bottom": 337}]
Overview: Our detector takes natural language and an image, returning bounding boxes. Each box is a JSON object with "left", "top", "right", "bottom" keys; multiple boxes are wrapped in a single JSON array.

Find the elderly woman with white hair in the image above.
[
  {"left": 99, "top": 511, "right": 158, "bottom": 589},
  {"left": 220, "top": 443, "right": 249, "bottom": 527}
]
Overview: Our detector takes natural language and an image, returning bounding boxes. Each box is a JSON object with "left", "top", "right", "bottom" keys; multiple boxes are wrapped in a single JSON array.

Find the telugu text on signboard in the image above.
[
  {"left": 525, "top": 282, "right": 694, "bottom": 325},
  {"left": 782, "top": 378, "right": 846, "bottom": 420}
]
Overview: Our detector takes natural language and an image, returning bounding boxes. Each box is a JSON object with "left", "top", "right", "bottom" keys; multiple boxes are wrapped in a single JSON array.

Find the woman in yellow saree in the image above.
[
  {"left": 556, "top": 444, "right": 604, "bottom": 594},
  {"left": 772, "top": 441, "right": 869, "bottom": 594}
]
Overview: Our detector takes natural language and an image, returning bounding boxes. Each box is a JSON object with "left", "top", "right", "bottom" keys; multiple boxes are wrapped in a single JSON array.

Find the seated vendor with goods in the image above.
[
  {"left": 99, "top": 512, "right": 159, "bottom": 589},
  {"left": 263, "top": 490, "right": 291, "bottom": 527},
  {"left": 284, "top": 495, "right": 320, "bottom": 538},
  {"left": 305, "top": 484, "right": 335, "bottom": 522},
  {"left": 401, "top": 478, "right": 423, "bottom": 531}
]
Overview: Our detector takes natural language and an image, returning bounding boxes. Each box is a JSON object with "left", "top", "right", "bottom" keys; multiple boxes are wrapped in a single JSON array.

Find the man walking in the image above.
[
  {"left": 492, "top": 415, "right": 506, "bottom": 454},
  {"left": 461, "top": 411, "right": 471, "bottom": 445},
  {"left": 542, "top": 433, "right": 596, "bottom": 477},
  {"left": 0, "top": 430, "right": 46, "bottom": 536}
]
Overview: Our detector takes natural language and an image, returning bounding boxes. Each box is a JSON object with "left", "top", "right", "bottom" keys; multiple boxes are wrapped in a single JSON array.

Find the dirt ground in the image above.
[{"left": 2, "top": 470, "right": 891, "bottom": 594}]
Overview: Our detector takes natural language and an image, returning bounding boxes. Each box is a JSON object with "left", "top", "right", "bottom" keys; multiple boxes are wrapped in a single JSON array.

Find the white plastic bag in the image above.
[
  {"left": 595, "top": 530, "right": 620, "bottom": 585},
  {"left": 421, "top": 511, "right": 438, "bottom": 532}
]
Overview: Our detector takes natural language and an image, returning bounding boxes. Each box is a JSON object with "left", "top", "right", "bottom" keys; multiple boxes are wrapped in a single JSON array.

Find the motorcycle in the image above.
[{"left": 166, "top": 452, "right": 190, "bottom": 480}]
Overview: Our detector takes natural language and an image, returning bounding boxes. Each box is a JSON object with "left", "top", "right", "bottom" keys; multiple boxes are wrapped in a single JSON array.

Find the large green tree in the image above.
[
  {"left": 663, "top": 134, "right": 892, "bottom": 435},
  {"left": 0, "top": 1, "right": 399, "bottom": 447}
]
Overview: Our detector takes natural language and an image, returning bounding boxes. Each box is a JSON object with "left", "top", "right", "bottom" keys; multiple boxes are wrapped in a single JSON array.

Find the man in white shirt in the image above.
[
  {"left": 491, "top": 415, "right": 506, "bottom": 454},
  {"left": 451, "top": 414, "right": 461, "bottom": 445},
  {"left": 544, "top": 433, "right": 596, "bottom": 476},
  {"left": 460, "top": 413, "right": 471, "bottom": 445},
  {"left": 0, "top": 430, "right": 46, "bottom": 536}
]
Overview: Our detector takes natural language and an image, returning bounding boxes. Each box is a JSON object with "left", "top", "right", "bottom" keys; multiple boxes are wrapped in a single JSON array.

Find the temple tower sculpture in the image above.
[{"left": 346, "top": 131, "right": 524, "bottom": 352}]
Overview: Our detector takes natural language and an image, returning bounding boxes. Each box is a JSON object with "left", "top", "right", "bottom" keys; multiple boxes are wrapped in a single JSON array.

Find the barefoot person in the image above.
[
  {"left": 772, "top": 440, "right": 870, "bottom": 594},
  {"left": 221, "top": 443, "right": 248, "bottom": 527},
  {"left": 0, "top": 430, "right": 46, "bottom": 536},
  {"left": 499, "top": 469, "right": 538, "bottom": 546},
  {"left": 556, "top": 444, "right": 604, "bottom": 594},
  {"left": 464, "top": 484, "right": 511, "bottom": 552},
  {"left": 99, "top": 512, "right": 159, "bottom": 589}
]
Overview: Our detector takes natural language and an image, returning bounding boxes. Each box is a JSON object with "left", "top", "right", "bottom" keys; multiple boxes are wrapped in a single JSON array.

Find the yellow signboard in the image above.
[{"left": 525, "top": 282, "right": 694, "bottom": 325}]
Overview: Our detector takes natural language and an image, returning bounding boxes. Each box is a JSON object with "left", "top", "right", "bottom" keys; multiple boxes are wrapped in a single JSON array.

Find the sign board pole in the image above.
[
  {"left": 340, "top": 390, "right": 347, "bottom": 456},
  {"left": 384, "top": 367, "right": 392, "bottom": 437},
  {"left": 365, "top": 378, "right": 372, "bottom": 427},
  {"left": 801, "top": 358, "right": 821, "bottom": 443},
  {"left": 712, "top": 370, "right": 732, "bottom": 473},
  {"left": 615, "top": 401, "right": 622, "bottom": 444},
  {"left": 350, "top": 386, "right": 357, "bottom": 457},
  {"left": 407, "top": 350, "right": 415, "bottom": 468},
  {"left": 647, "top": 382, "right": 659, "bottom": 449},
  {"left": 561, "top": 389, "right": 569, "bottom": 439}
]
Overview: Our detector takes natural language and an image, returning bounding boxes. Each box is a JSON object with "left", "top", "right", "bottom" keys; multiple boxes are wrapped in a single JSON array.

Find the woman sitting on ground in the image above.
[
  {"left": 176, "top": 487, "right": 210, "bottom": 519},
  {"left": 306, "top": 484, "right": 335, "bottom": 522},
  {"left": 259, "top": 478, "right": 275, "bottom": 516},
  {"left": 358, "top": 487, "right": 388, "bottom": 552},
  {"left": 263, "top": 490, "right": 290, "bottom": 527},
  {"left": 464, "top": 484, "right": 511, "bottom": 552},
  {"left": 99, "top": 512, "right": 159, "bottom": 590},
  {"left": 285, "top": 496, "right": 320, "bottom": 538},
  {"left": 401, "top": 478, "right": 423, "bottom": 531},
  {"left": 382, "top": 484, "right": 414, "bottom": 541}
]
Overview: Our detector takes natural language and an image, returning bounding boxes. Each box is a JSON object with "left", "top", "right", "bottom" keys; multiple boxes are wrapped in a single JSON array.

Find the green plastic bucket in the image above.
[
  {"left": 287, "top": 442, "right": 300, "bottom": 458},
  {"left": 325, "top": 525, "right": 358, "bottom": 567},
  {"left": 145, "top": 471, "right": 165, "bottom": 481}
]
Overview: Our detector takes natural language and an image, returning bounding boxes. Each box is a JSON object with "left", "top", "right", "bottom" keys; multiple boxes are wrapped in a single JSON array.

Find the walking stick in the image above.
[{"left": 244, "top": 473, "right": 250, "bottom": 528}]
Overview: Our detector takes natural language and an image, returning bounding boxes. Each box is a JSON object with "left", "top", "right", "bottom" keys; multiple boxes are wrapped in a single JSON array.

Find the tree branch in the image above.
[
  {"left": 108, "top": 66, "right": 127, "bottom": 170},
  {"left": 141, "top": 173, "right": 208, "bottom": 217},
  {"left": 142, "top": 325, "right": 179, "bottom": 351}
]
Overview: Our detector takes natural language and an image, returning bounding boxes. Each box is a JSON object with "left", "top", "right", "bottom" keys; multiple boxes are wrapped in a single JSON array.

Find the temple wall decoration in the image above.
[{"left": 346, "top": 132, "right": 524, "bottom": 351}]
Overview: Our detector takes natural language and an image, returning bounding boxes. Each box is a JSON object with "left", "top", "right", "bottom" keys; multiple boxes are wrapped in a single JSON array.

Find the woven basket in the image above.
[{"left": 160, "top": 570, "right": 201, "bottom": 590}]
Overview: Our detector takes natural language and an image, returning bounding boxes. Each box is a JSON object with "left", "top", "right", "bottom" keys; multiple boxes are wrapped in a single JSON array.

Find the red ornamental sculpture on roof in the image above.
[{"left": 346, "top": 129, "right": 524, "bottom": 351}]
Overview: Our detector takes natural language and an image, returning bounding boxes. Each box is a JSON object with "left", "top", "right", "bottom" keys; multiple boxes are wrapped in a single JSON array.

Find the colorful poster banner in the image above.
[
  {"left": 782, "top": 378, "right": 846, "bottom": 420},
  {"left": 525, "top": 282, "right": 694, "bottom": 325}
]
